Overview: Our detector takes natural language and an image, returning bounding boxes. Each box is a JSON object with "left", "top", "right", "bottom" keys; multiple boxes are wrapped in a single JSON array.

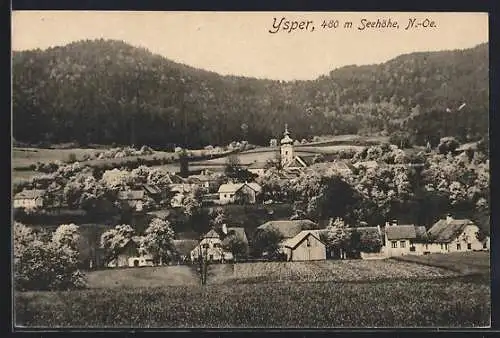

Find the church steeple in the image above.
[{"left": 280, "top": 124, "right": 294, "bottom": 167}]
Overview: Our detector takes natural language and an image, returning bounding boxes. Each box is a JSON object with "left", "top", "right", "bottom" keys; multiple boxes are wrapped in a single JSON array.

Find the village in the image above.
[{"left": 13, "top": 125, "right": 490, "bottom": 271}]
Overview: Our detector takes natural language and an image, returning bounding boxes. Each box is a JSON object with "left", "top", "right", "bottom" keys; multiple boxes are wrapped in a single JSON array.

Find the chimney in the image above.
[
  {"left": 446, "top": 214, "right": 453, "bottom": 223},
  {"left": 391, "top": 219, "right": 398, "bottom": 227}
]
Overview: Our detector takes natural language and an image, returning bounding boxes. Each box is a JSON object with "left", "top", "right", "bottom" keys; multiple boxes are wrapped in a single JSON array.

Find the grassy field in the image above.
[
  {"left": 86, "top": 266, "right": 200, "bottom": 289},
  {"left": 392, "top": 252, "right": 490, "bottom": 275},
  {"left": 206, "top": 259, "right": 461, "bottom": 285},
  {"left": 15, "top": 274, "right": 490, "bottom": 328}
]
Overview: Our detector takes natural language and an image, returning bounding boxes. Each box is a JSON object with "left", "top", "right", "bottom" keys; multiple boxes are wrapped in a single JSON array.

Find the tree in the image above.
[
  {"left": 252, "top": 229, "right": 284, "bottom": 259},
  {"left": 320, "top": 218, "right": 349, "bottom": 259},
  {"left": 222, "top": 231, "right": 249, "bottom": 260},
  {"left": 100, "top": 224, "right": 135, "bottom": 262},
  {"left": 13, "top": 222, "right": 86, "bottom": 291},
  {"left": 209, "top": 207, "right": 227, "bottom": 231},
  {"left": 140, "top": 218, "right": 175, "bottom": 265},
  {"left": 224, "top": 154, "right": 258, "bottom": 183},
  {"left": 438, "top": 137, "right": 460, "bottom": 155}
]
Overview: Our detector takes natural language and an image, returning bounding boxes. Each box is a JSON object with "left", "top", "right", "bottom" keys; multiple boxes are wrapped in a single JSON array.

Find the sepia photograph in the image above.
[{"left": 11, "top": 11, "right": 490, "bottom": 328}]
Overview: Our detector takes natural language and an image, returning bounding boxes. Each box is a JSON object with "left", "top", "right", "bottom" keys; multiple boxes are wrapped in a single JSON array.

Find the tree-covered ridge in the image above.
[{"left": 12, "top": 39, "right": 488, "bottom": 148}]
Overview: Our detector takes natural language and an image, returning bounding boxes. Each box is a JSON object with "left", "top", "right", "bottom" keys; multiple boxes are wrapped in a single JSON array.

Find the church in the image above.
[{"left": 279, "top": 124, "right": 309, "bottom": 170}]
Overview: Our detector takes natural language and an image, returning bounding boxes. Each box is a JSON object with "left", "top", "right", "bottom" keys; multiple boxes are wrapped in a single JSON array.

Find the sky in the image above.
[{"left": 12, "top": 11, "right": 489, "bottom": 81}]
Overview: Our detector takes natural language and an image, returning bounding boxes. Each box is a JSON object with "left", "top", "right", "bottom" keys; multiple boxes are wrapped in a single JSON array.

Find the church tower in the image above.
[{"left": 280, "top": 124, "right": 294, "bottom": 167}]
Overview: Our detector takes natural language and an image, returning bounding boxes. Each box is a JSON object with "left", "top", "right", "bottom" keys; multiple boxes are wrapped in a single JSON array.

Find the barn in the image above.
[{"left": 280, "top": 230, "right": 326, "bottom": 261}]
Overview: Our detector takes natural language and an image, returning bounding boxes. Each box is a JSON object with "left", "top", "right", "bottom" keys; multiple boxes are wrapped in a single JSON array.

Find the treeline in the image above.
[{"left": 12, "top": 39, "right": 489, "bottom": 148}]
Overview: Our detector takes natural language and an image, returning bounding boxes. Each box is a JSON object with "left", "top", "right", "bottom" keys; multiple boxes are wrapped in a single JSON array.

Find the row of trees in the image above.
[{"left": 13, "top": 39, "right": 488, "bottom": 148}]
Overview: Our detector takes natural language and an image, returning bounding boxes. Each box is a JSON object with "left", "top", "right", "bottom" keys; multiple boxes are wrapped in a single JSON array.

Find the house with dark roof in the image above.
[
  {"left": 384, "top": 221, "right": 429, "bottom": 257},
  {"left": 427, "top": 215, "right": 488, "bottom": 252},
  {"left": 13, "top": 189, "right": 46, "bottom": 209}
]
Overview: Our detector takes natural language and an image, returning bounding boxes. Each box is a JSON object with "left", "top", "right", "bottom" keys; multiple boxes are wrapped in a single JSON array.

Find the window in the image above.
[
  {"left": 467, "top": 243, "right": 472, "bottom": 250},
  {"left": 306, "top": 239, "right": 311, "bottom": 247},
  {"left": 483, "top": 242, "right": 487, "bottom": 249},
  {"left": 425, "top": 244, "right": 429, "bottom": 250},
  {"left": 285, "top": 151, "right": 288, "bottom": 155},
  {"left": 457, "top": 243, "right": 461, "bottom": 250},
  {"left": 391, "top": 241, "right": 397, "bottom": 248},
  {"left": 445, "top": 244, "right": 448, "bottom": 251},
  {"left": 400, "top": 241, "right": 406, "bottom": 248},
  {"left": 440, "top": 243, "right": 444, "bottom": 250},
  {"left": 410, "top": 246, "right": 416, "bottom": 252},
  {"left": 213, "top": 243, "right": 220, "bottom": 248},
  {"left": 202, "top": 244, "right": 209, "bottom": 249}
]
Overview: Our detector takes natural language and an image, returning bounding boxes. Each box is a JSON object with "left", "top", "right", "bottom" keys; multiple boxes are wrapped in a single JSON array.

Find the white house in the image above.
[
  {"left": 384, "top": 222, "right": 429, "bottom": 257},
  {"left": 217, "top": 182, "right": 261, "bottom": 204},
  {"left": 280, "top": 230, "right": 327, "bottom": 261},
  {"left": 190, "top": 229, "right": 233, "bottom": 263},
  {"left": 427, "top": 215, "right": 487, "bottom": 252},
  {"left": 13, "top": 189, "right": 46, "bottom": 209}
]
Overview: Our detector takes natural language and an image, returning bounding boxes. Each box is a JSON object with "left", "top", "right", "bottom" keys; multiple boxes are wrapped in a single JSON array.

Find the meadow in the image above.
[
  {"left": 14, "top": 252, "right": 491, "bottom": 327},
  {"left": 15, "top": 274, "right": 490, "bottom": 328}
]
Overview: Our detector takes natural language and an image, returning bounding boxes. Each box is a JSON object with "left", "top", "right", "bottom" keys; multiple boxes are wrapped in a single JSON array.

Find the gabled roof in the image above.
[
  {"left": 346, "top": 226, "right": 383, "bottom": 242},
  {"left": 168, "top": 174, "right": 186, "bottom": 184},
  {"left": 246, "top": 182, "right": 262, "bottom": 193},
  {"left": 173, "top": 239, "right": 199, "bottom": 256},
  {"left": 282, "top": 230, "right": 325, "bottom": 250},
  {"left": 414, "top": 226, "right": 429, "bottom": 242},
  {"left": 203, "top": 229, "right": 220, "bottom": 239},
  {"left": 385, "top": 225, "right": 417, "bottom": 240},
  {"left": 117, "top": 190, "right": 145, "bottom": 200},
  {"left": 218, "top": 183, "right": 244, "bottom": 194},
  {"left": 257, "top": 219, "right": 318, "bottom": 238},
  {"left": 14, "top": 189, "right": 46, "bottom": 200},
  {"left": 427, "top": 218, "right": 475, "bottom": 243}
]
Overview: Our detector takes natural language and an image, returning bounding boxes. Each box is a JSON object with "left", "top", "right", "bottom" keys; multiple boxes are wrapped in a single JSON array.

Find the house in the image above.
[
  {"left": 117, "top": 190, "right": 145, "bottom": 211},
  {"left": 190, "top": 229, "right": 233, "bottom": 263},
  {"left": 106, "top": 238, "right": 154, "bottom": 268},
  {"left": 168, "top": 174, "right": 193, "bottom": 193},
  {"left": 384, "top": 221, "right": 428, "bottom": 257},
  {"left": 280, "top": 124, "right": 309, "bottom": 170},
  {"left": 247, "top": 161, "right": 268, "bottom": 176},
  {"left": 172, "top": 239, "right": 199, "bottom": 263},
  {"left": 188, "top": 173, "right": 221, "bottom": 192},
  {"left": 280, "top": 230, "right": 327, "bottom": 261},
  {"left": 427, "top": 215, "right": 487, "bottom": 253},
  {"left": 217, "top": 182, "right": 261, "bottom": 205},
  {"left": 13, "top": 189, "right": 46, "bottom": 209},
  {"left": 256, "top": 219, "right": 319, "bottom": 239}
]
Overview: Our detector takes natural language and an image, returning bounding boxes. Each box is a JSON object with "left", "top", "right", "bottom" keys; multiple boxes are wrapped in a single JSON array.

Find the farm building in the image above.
[
  {"left": 106, "top": 238, "right": 154, "bottom": 268},
  {"left": 256, "top": 219, "right": 319, "bottom": 239},
  {"left": 384, "top": 222, "right": 428, "bottom": 257},
  {"left": 13, "top": 189, "right": 46, "bottom": 209},
  {"left": 187, "top": 173, "right": 221, "bottom": 192},
  {"left": 280, "top": 230, "right": 327, "bottom": 261},
  {"left": 190, "top": 229, "right": 233, "bottom": 263},
  {"left": 427, "top": 215, "right": 488, "bottom": 252},
  {"left": 217, "top": 182, "right": 262, "bottom": 205},
  {"left": 117, "top": 190, "right": 145, "bottom": 211}
]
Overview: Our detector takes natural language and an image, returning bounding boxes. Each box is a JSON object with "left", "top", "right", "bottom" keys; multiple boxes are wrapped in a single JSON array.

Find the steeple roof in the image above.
[{"left": 280, "top": 124, "right": 293, "bottom": 145}]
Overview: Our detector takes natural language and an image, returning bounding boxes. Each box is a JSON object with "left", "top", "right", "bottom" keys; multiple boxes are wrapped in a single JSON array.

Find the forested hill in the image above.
[{"left": 12, "top": 39, "right": 488, "bottom": 148}]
